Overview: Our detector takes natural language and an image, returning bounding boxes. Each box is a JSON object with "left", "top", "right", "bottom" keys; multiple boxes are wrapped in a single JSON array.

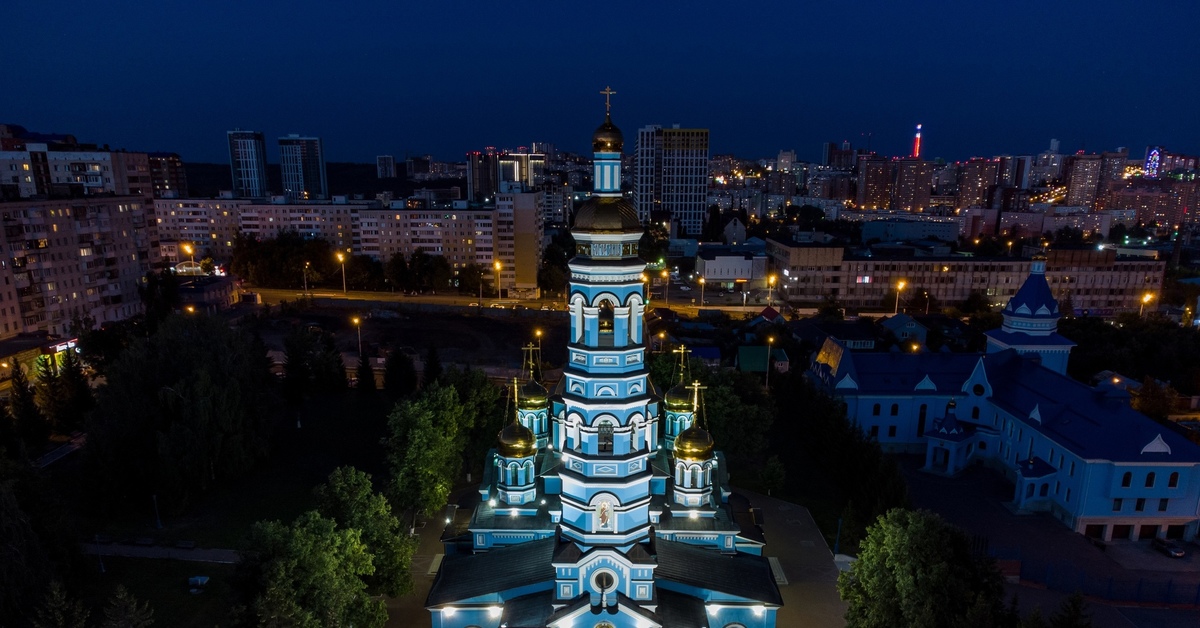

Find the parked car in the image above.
[
  {"left": 679, "top": 286, "right": 691, "bottom": 292},
  {"left": 1151, "top": 537, "right": 1186, "bottom": 558}
]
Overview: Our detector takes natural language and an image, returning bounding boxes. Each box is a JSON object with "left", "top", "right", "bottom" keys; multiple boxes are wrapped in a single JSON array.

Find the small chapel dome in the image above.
[
  {"left": 592, "top": 114, "right": 624, "bottom": 153},
  {"left": 518, "top": 379, "right": 548, "bottom": 411},
  {"left": 497, "top": 420, "right": 537, "bottom": 458},
  {"left": 674, "top": 425, "right": 715, "bottom": 462}
]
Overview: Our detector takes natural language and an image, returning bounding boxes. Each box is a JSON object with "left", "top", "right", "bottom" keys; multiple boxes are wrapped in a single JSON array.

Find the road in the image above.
[{"left": 37, "top": 431, "right": 86, "bottom": 468}]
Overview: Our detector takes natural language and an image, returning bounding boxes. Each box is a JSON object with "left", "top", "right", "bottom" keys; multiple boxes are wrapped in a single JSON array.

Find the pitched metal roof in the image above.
[
  {"left": 426, "top": 536, "right": 557, "bottom": 606},
  {"left": 655, "top": 538, "right": 783, "bottom": 605}
]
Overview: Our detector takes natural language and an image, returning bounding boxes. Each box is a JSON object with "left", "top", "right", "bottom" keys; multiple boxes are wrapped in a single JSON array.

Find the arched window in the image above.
[
  {"left": 598, "top": 301, "right": 614, "bottom": 338},
  {"left": 1121, "top": 472, "right": 1132, "bottom": 488},
  {"left": 1145, "top": 472, "right": 1156, "bottom": 488},
  {"left": 872, "top": 404, "right": 881, "bottom": 416},
  {"left": 598, "top": 421, "right": 614, "bottom": 453},
  {"left": 890, "top": 403, "right": 899, "bottom": 416},
  {"left": 1039, "top": 483, "right": 1049, "bottom": 497},
  {"left": 1169, "top": 472, "right": 1179, "bottom": 488},
  {"left": 507, "top": 462, "right": 518, "bottom": 485},
  {"left": 690, "top": 465, "right": 702, "bottom": 488}
]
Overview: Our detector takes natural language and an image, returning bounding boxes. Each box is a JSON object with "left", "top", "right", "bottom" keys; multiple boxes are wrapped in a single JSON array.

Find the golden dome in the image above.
[
  {"left": 497, "top": 420, "right": 536, "bottom": 458},
  {"left": 518, "top": 379, "right": 548, "bottom": 411},
  {"left": 592, "top": 114, "right": 623, "bottom": 152},
  {"left": 664, "top": 383, "right": 693, "bottom": 412},
  {"left": 674, "top": 425, "right": 714, "bottom": 462},
  {"left": 573, "top": 196, "right": 642, "bottom": 234}
]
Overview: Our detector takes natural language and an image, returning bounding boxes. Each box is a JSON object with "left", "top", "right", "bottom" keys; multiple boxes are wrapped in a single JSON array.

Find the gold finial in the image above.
[
  {"left": 671, "top": 345, "right": 692, "bottom": 383},
  {"left": 600, "top": 86, "right": 617, "bottom": 114},
  {"left": 687, "top": 380, "right": 707, "bottom": 418}
]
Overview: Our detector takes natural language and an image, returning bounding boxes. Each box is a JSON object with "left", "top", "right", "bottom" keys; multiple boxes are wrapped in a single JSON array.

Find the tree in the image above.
[
  {"left": 458, "top": 262, "right": 484, "bottom": 296},
  {"left": 422, "top": 346, "right": 442, "bottom": 385},
  {"left": 138, "top": 270, "right": 180, "bottom": 332},
  {"left": 382, "top": 350, "right": 418, "bottom": 399},
  {"left": 441, "top": 367, "right": 506, "bottom": 475},
  {"left": 385, "top": 384, "right": 460, "bottom": 519},
  {"left": 31, "top": 581, "right": 90, "bottom": 628},
  {"left": 56, "top": 350, "right": 94, "bottom": 432},
  {"left": 236, "top": 512, "right": 385, "bottom": 628},
  {"left": 1131, "top": 377, "right": 1178, "bottom": 422},
  {"left": 838, "top": 509, "right": 1008, "bottom": 628},
  {"left": 760, "top": 455, "right": 785, "bottom": 495},
  {"left": 85, "top": 315, "right": 275, "bottom": 512},
  {"left": 34, "top": 356, "right": 63, "bottom": 432},
  {"left": 1048, "top": 592, "right": 1091, "bottom": 628},
  {"left": 384, "top": 253, "right": 409, "bottom": 292},
  {"left": 355, "top": 356, "right": 376, "bottom": 393},
  {"left": 10, "top": 363, "right": 48, "bottom": 449},
  {"left": 314, "top": 467, "right": 417, "bottom": 597},
  {"left": 100, "top": 585, "right": 154, "bottom": 628}
]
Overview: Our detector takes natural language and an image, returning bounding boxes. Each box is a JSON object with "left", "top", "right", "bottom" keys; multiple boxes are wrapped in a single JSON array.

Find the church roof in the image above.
[
  {"left": 426, "top": 536, "right": 556, "bottom": 606},
  {"left": 814, "top": 349, "right": 982, "bottom": 394},
  {"left": 655, "top": 538, "right": 783, "bottom": 605},
  {"left": 573, "top": 196, "right": 641, "bottom": 233},
  {"left": 985, "top": 328, "right": 1077, "bottom": 347},
  {"left": 1004, "top": 260, "right": 1059, "bottom": 318},
  {"left": 498, "top": 591, "right": 555, "bottom": 628},
  {"left": 982, "top": 350, "right": 1200, "bottom": 463}
]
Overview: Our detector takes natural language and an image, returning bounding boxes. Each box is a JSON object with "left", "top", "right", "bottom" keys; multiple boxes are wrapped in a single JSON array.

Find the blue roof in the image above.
[
  {"left": 982, "top": 350, "right": 1200, "bottom": 463},
  {"left": 691, "top": 346, "right": 721, "bottom": 360},
  {"left": 985, "top": 329, "right": 1077, "bottom": 347},
  {"left": 813, "top": 349, "right": 981, "bottom": 394},
  {"left": 1004, "top": 263, "right": 1059, "bottom": 318}
]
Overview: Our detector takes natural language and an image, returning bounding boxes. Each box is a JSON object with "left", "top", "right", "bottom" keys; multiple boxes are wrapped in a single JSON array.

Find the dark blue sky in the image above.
[{"left": 7, "top": 1, "right": 1198, "bottom": 164}]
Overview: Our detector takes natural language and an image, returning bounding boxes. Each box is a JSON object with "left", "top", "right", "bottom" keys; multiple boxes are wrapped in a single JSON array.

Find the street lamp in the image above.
[
  {"left": 303, "top": 261, "right": 310, "bottom": 297},
  {"left": 1140, "top": 292, "right": 1154, "bottom": 316},
  {"left": 699, "top": 276, "right": 706, "bottom": 307},
  {"left": 765, "top": 337, "right": 774, "bottom": 391},
  {"left": 535, "top": 329, "right": 542, "bottom": 353},
  {"left": 768, "top": 274, "right": 776, "bottom": 307},
  {"left": 894, "top": 280, "right": 907, "bottom": 315},
  {"left": 336, "top": 251, "right": 347, "bottom": 294},
  {"left": 352, "top": 316, "right": 362, "bottom": 356},
  {"left": 181, "top": 242, "right": 195, "bottom": 273},
  {"left": 494, "top": 260, "right": 502, "bottom": 299},
  {"left": 661, "top": 270, "right": 669, "bottom": 309}
]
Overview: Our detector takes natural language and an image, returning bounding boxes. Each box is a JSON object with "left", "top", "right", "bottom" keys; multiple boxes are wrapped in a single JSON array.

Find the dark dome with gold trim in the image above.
[
  {"left": 664, "top": 383, "right": 692, "bottom": 412},
  {"left": 592, "top": 114, "right": 624, "bottom": 152},
  {"left": 497, "top": 420, "right": 536, "bottom": 458},
  {"left": 518, "top": 379, "right": 548, "bottom": 411},
  {"left": 573, "top": 196, "right": 641, "bottom": 233},
  {"left": 674, "top": 425, "right": 714, "bottom": 462}
]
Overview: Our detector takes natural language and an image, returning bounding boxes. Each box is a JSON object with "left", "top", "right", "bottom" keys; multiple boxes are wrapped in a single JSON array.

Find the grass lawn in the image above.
[{"left": 78, "top": 557, "right": 236, "bottom": 627}]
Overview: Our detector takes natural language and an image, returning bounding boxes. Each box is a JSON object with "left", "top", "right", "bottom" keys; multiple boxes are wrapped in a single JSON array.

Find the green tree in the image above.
[
  {"left": 31, "top": 581, "right": 90, "bottom": 628},
  {"left": 838, "top": 509, "right": 1008, "bottom": 628},
  {"left": 441, "top": 367, "right": 506, "bottom": 474},
  {"left": 1048, "top": 592, "right": 1091, "bottom": 628},
  {"left": 422, "top": 346, "right": 442, "bottom": 385},
  {"left": 314, "top": 467, "right": 417, "bottom": 597},
  {"left": 1023, "top": 608, "right": 1049, "bottom": 628},
  {"left": 310, "top": 332, "right": 348, "bottom": 394},
  {"left": 356, "top": 357, "right": 377, "bottom": 393},
  {"left": 384, "top": 253, "right": 409, "bottom": 292},
  {"left": 1131, "top": 377, "right": 1178, "bottom": 421},
  {"left": 56, "top": 350, "right": 93, "bottom": 432},
  {"left": 85, "top": 315, "right": 275, "bottom": 512},
  {"left": 385, "top": 384, "right": 460, "bottom": 519},
  {"left": 236, "top": 512, "right": 385, "bottom": 628},
  {"left": 34, "top": 356, "right": 63, "bottom": 432},
  {"left": 100, "top": 585, "right": 154, "bottom": 628},
  {"left": 458, "top": 262, "right": 484, "bottom": 296},
  {"left": 138, "top": 270, "right": 180, "bottom": 332},
  {"left": 10, "top": 363, "right": 48, "bottom": 449},
  {"left": 383, "top": 350, "right": 418, "bottom": 399}
]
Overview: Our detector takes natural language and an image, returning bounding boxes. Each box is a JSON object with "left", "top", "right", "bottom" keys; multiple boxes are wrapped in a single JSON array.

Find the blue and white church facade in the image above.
[
  {"left": 426, "top": 104, "right": 782, "bottom": 628},
  {"left": 811, "top": 257, "right": 1200, "bottom": 543}
]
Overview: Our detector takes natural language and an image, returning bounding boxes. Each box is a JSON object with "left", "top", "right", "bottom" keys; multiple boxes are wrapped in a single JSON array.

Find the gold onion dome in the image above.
[
  {"left": 518, "top": 379, "right": 548, "bottom": 410},
  {"left": 497, "top": 420, "right": 536, "bottom": 458},
  {"left": 674, "top": 425, "right": 714, "bottom": 462},
  {"left": 664, "top": 383, "right": 693, "bottom": 412},
  {"left": 592, "top": 114, "right": 624, "bottom": 152},
  {"left": 573, "top": 197, "right": 641, "bottom": 233}
]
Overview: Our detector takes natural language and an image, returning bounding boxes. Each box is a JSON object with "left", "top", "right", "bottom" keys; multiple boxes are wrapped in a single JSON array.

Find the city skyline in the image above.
[{"left": 6, "top": 2, "right": 1199, "bottom": 164}]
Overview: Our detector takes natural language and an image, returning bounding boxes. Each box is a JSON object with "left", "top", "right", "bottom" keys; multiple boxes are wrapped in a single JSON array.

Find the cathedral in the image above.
[{"left": 425, "top": 100, "right": 782, "bottom": 628}]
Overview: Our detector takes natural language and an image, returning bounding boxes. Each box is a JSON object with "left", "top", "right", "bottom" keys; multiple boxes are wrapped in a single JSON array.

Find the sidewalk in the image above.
[{"left": 82, "top": 542, "right": 239, "bottom": 564}]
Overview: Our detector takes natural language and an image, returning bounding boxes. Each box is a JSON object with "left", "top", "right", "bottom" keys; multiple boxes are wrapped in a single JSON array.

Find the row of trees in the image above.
[
  {"left": 234, "top": 467, "right": 416, "bottom": 627},
  {"left": 0, "top": 351, "right": 94, "bottom": 459},
  {"left": 840, "top": 509, "right": 1093, "bottom": 627}
]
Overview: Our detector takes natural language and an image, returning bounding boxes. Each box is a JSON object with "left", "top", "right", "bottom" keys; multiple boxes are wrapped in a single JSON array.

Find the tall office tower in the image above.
[
  {"left": 466, "top": 149, "right": 499, "bottom": 202},
  {"left": 1100, "top": 149, "right": 1128, "bottom": 184},
  {"left": 777, "top": 149, "right": 796, "bottom": 172},
  {"left": 531, "top": 141, "right": 556, "bottom": 159},
  {"left": 148, "top": 152, "right": 188, "bottom": 198},
  {"left": 376, "top": 155, "right": 396, "bottom": 179},
  {"left": 633, "top": 124, "right": 708, "bottom": 235},
  {"left": 278, "top": 135, "right": 327, "bottom": 201},
  {"left": 891, "top": 158, "right": 933, "bottom": 212},
  {"left": 1064, "top": 154, "right": 1103, "bottom": 209},
  {"left": 825, "top": 140, "right": 857, "bottom": 170},
  {"left": 956, "top": 158, "right": 1000, "bottom": 209},
  {"left": 855, "top": 156, "right": 893, "bottom": 210},
  {"left": 497, "top": 152, "right": 546, "bottom": 190},
  {"left": 495, "top": 191, "right": 544, "bottom": 298},
  {"left": 995, "top": 155, "right": 1032, "bottom": 190},
  {"left": 227, "top": 130, "right": 268, "bottom": 198}
]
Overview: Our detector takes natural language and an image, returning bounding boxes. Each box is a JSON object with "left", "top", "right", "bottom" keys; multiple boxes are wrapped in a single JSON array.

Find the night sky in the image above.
[{"left": 7, "top": 1, "right": 1198, "bottom": 164}]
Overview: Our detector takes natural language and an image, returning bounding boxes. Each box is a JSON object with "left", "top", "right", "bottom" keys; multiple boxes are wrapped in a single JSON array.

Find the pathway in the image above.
[{"left": 82, "top": 542, "right": 239, "bottom": 564}]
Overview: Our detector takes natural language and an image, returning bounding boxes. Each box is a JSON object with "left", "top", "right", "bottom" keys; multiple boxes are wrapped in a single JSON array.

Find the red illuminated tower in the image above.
[{"left": 912, "top": 124, "right": 922, "bottom": 159}]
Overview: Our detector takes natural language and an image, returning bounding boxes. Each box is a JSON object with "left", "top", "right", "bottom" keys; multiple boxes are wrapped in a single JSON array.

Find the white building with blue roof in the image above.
[{"left": 812, "top": 257, "right": 1200, "bottom": 543}]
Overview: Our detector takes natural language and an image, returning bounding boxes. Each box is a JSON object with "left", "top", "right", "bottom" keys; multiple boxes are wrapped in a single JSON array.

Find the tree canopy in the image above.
[{"left": 384, "top": 383, "right": 461, "bottom": 519}]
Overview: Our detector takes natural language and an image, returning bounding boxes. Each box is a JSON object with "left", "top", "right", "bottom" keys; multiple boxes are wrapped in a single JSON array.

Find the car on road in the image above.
[
  {"left": 469, "top": 302, "right": 479, "bottom": 307},
  {"left": 1152, "top": 537, "right": 1186, "bottom": 558},
  {"left": 679, "top": 286, "right": 691, "bottom": 291}
]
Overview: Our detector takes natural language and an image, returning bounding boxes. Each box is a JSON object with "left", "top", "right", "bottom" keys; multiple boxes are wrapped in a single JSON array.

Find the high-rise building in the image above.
[
  {"left": 466, "top": 149, "right": 499, "bottom": 203},
  {"left": 855, "top": 156, "right": 893, "bottom": 210},
  {"left": 1064, "top": 154, "right": 1103, "bottom": 209},
  {"left": 148, "top": 152, "right": 188, "bottom": 198},
  {"left": 633, "top": 124, "right": 708, "bottom": 235},
  {"left": 426, "top": 107, "right": 782, "bottom": 628},
  {"left": 227, "top": 130, "right": 268, "bottom": 198},
  {"left": 495, "top": 192, "right": 543, "bottom": 298},
  {"left": 995, "top": 155, "right": 1032, "bottom": 190},
  {"left": 376, "top": 155, "right": 396, "bottom": 179},
  {"left": 891, "top": 158, "right": 933, "bottom": 212},
  {"left": 956, "top": 158, "right": 999, "bottom": 209},
  {"left": 278, "top": 135, "right": 327, "bottom": 201},
  {"left": 497, "top": 152, "right": 545, "bottom": 191}
]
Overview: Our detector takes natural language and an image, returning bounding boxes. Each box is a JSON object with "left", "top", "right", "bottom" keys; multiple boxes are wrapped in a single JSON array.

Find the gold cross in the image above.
[
  {"left": 600, "top": 86, "right": 617, "bottom": 113},
  {"left": 687, "top": 380, "right": 707, "bottom": 416},
  {"left": 672, "top": 345, "right": 691, "bottom": 383}
]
